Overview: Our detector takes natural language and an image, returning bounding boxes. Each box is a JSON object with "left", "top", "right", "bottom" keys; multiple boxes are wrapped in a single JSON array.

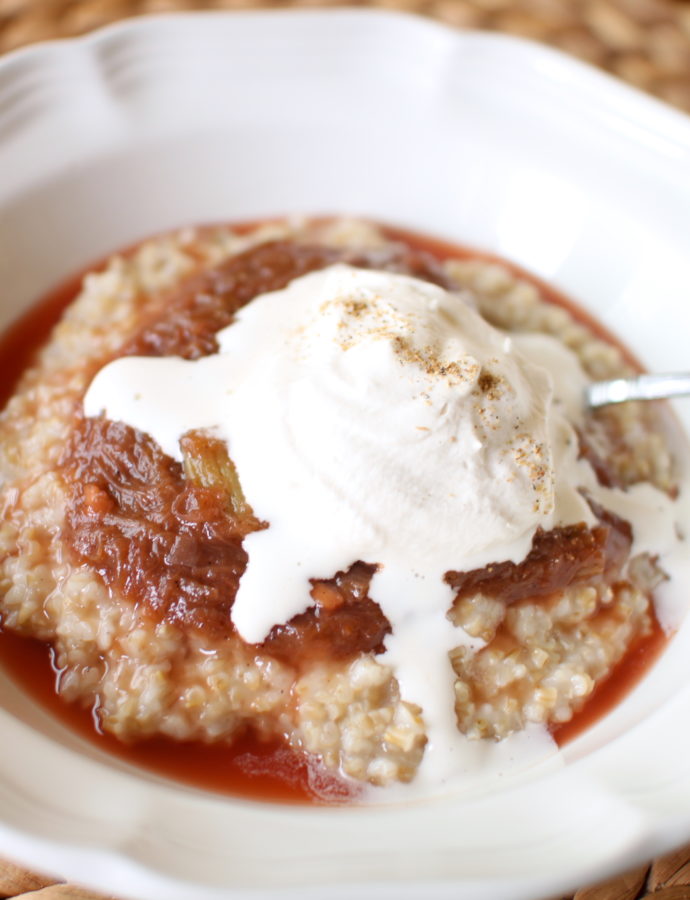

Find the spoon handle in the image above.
[{"left": 586, "top": 372, "right": 690, "bottom": 408}]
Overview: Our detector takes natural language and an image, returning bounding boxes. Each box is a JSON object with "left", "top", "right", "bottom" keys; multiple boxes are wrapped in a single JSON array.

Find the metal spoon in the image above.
[{"left": 586, "top": 372, "right": 690, "bottom": 409}]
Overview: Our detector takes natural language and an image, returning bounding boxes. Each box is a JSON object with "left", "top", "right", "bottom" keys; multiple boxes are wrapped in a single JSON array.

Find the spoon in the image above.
[{"left": 586, "top": 372, "right": 690, "bottom": 409}]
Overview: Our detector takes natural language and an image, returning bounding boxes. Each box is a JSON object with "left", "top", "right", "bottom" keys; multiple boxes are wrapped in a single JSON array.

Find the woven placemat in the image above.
[
  {"left": 2, "top": 845, "right": 690, "bottom": 900},
  {"left": 1, "top": 0, "right": 690, "bottom": 898},
  {"left": 1, "top": 0, "right": 690, "bottom": 111}
]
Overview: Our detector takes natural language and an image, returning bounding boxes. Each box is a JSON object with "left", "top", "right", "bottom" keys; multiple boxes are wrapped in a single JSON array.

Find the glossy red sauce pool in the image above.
[
  {"left": 0, "top": 629, "right": 355, "bottom": 804},
  {"left": 0, "top": 221, "right": 668, "bottom": 802}
]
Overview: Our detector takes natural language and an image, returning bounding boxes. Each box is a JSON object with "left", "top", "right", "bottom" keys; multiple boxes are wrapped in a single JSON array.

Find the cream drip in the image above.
[{"left": 83, "top": 264, "right": 686, "bottom": 787}]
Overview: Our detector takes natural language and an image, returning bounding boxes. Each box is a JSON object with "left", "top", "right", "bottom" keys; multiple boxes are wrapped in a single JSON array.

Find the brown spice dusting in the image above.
[
  {"left": 120, "top": 239, "right": 454, "bottom": 361},
  {"left": 390, "top": 335, "right": 479, "bottom": 385},
  {"left": 478, "top": 369, "right": 501, "bottom": 395},
  {"left": 59, "top": 239, "right": 452, "bottom": 662},
  {"left": 58, "top": 235, "right": 637, "bottom": 671},
  {"left": 341, "top": 299, "right": 368, "bottom": 317}
]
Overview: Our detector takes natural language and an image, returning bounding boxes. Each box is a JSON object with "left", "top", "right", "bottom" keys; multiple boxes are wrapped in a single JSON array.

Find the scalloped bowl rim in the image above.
[{"left": 1, "top": 9, "right": 690, "bottom": 900}]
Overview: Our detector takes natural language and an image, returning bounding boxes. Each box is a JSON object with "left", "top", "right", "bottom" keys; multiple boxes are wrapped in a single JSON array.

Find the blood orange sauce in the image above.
[
  {"left": 0, "top": 629, "right": 355, "bottom": 804},
  {"left": 552, "top": 617, "right": 667, "bottom": 745},
  {"left": 0, "top": 221, "right": 669, "bottom": 801}
]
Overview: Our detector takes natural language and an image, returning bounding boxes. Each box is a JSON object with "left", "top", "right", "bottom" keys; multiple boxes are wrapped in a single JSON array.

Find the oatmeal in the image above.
[{"left": 0, "top": 218, "right": 686, "bottom": 797}]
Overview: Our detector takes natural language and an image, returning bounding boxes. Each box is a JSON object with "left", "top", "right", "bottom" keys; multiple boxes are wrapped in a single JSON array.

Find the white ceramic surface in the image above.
[{"left": 1, "top": 10, "right": 690, "bottom": 900}]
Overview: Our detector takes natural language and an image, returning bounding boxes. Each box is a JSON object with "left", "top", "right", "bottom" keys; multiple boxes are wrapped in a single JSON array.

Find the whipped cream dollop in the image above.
[{"left": 84, "top": 264, "right": 649, "bottom": 784}]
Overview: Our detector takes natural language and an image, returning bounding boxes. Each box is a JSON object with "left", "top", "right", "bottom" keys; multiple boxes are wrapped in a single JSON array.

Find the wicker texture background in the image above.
[
  {"left": 1, "top": 0, "right": 690, "bottom": 111},
  {"left": 1, "top": 0, "right": 690, "bottom": 898}
]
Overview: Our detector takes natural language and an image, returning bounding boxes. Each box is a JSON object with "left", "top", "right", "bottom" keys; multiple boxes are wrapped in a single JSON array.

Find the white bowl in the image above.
[{"left": 2, "top": 10, "right": 690, "bottom": 900}]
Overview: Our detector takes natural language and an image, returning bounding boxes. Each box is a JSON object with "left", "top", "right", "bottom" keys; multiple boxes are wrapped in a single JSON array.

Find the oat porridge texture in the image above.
[{"left": 0, "top": 218, "right": 679, "bottom": 793}]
